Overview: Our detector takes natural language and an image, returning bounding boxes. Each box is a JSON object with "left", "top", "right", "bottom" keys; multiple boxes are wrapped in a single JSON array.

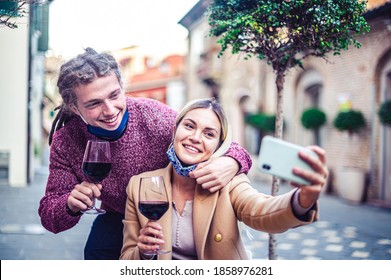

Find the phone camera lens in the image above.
[{"left": 262, "top": 164, "right": 271, "bottom": 170}]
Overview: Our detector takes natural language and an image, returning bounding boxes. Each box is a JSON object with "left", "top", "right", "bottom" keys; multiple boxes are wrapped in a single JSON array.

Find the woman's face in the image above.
[
  {"left": 174, "top": 108, "right": 221, "bottom": 165},
  {"left": 72, "top": 72, "right": 126, "bottom": 130}
]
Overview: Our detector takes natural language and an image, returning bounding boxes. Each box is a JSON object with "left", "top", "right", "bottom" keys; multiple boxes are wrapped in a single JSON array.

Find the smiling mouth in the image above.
[
  {"left": 100, "top": 112, "right": 120, "bottom": 124},
  {"left": 183, "top": 144, "right": 201, "bottom": 153}
]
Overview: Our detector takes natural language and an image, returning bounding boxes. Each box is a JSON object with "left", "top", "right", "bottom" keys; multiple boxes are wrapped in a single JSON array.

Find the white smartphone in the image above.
[{"left": 257, "top": 136, "right": 318, "bottom": 185}]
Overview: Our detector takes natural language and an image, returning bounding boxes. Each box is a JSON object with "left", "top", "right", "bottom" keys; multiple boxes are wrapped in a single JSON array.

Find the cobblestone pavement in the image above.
[
  {"left": 243, "top": 178, "right": 391, "bottom": 260},
  {"left": 243, "top": 219, "right": 391, "bottom": 260},
  {"left": 1, "top": 168, "right": 391, "bottom": 260}
]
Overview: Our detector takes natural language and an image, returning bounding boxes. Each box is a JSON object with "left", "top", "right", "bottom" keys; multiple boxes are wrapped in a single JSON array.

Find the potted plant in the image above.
[
  {"left": 333, "top": 109, "right": 366, "bottom": 204},
  {"left": 300, "top": 107, "right": 327, "bottom": 145},
  {"left": 333, "top": 109, "right": 366, "bottom": 135},
  {"left": 245, "top": 113, "right": 276, "bottom": 133},
  {"left": 378, "top": 99, "right": 391, "bottom": 126}
]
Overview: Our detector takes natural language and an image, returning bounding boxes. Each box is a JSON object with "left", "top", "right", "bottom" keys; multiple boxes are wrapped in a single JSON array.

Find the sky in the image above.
[{"left": 49, "top": 0, "right": 199, "bottom": 58}]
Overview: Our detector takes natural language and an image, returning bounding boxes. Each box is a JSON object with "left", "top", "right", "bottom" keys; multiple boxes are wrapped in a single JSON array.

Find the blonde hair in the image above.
[{"left": 175, "top": 98, "right": 232, "bottom": 158}]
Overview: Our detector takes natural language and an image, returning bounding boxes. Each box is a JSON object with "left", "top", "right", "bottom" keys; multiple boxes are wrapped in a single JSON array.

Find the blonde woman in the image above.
[{"left": 120, "top": 98, "right": 328, "bottom": 260}]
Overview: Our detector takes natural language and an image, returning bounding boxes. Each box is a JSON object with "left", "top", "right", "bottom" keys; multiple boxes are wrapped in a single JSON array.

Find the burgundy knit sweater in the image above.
[{"left": 38, "top": 97, "right": 252, "bottom": 234}]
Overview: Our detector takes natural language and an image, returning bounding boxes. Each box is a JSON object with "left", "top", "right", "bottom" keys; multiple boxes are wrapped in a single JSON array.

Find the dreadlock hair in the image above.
[{"left": 48, "top": 47, "right": 123, "bottom": 145}]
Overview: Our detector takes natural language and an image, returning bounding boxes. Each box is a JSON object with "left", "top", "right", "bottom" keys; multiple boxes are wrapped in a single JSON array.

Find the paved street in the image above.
[
  {"left": 0, "top": 166, "right": 391, "bottom": 260},
  {"left": 243, "top": 177, "right": 391, "bottom": 260}
]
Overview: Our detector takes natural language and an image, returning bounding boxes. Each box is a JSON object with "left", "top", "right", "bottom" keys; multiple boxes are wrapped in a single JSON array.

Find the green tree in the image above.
[
  {"left": 334, "top": 109, "right": 366, "bottom": 135},
  {"left": 0, "top": 0, "right": 43, "bottom": 29},
  {"left": 378, "top": 100, "right": 391, "bottom": 126},
  {"left": 207, "top": 0, "right": 370, "bottom": 259},
  {"left": 301, "top": 107, "right": 327, "bottom": 145}
]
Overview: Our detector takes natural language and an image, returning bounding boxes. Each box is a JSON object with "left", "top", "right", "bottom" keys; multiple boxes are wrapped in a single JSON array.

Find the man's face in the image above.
[{"left": 72, "top": 72, "right": 126, "bottom": 130}]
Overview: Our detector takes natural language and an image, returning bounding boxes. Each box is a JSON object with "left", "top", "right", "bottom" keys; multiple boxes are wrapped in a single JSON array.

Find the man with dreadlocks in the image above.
[{"left": 38, "top": 48, "right": 252, "bottom": 260}]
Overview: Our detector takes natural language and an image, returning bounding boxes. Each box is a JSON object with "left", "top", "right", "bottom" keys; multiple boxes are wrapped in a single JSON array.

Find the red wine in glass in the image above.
[
  {"left": 138, "top": 176, "right": 171, "bottom": 256},
  {"left": 138, "top": 201, "right": 169, "bottom": 221},
  {"left": 82, "top": 162, "right": 112, "bottom": 183},
  {"left": 81, "top": 140, "right": 111, "bottom": 215}
]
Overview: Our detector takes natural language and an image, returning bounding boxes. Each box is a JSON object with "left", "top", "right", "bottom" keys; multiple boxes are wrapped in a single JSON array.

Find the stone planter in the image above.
[{"left": 335, "top": 167, "right": 366, "bottom": 204}]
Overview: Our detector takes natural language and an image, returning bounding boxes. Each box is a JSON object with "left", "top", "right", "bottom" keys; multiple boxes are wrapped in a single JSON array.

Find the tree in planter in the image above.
[
  {"left": 301, "top": 107, "right": 327, "bottom": 145},
  {"left": 207, "top": 0, "right": 369, "bottom": 259},
  {"left": 332, "top": 109, "right": 366, "bottom": 203},
  {"left": 378, "top": 100, "right": 391, "bottom": 127},
  {"left": 333, "top": 109, "right": 366, "bottom": 136}
]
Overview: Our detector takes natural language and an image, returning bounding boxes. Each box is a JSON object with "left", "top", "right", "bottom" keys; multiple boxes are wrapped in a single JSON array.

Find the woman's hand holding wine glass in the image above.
[
  {"left": 137, "top": 220, "right": 165, "bottom": 258},
  {"left": 138, "top": 176, "right": 170, "bottom": 257}
]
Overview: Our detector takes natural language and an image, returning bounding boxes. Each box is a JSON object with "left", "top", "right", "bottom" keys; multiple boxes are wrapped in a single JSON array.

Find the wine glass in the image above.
[
  {"left": 138, "top": 176, "right": 171, "bottom": 256},
  {"left": 81, "top": 140, "right": 111, "bottom": 215}
]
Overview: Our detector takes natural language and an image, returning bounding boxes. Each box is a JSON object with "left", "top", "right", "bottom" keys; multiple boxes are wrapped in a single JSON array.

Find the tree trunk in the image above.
[
  {"left": 315, "top": 128, "right": 320, "bottom": 146},
  {"left": 268, "top": 71, "right": 285, "bottom": 260}
]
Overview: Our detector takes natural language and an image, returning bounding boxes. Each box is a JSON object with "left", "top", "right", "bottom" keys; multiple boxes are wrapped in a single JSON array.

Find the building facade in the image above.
[
  {"left": 112, "top": 46, "right": 186, "bottom": 111},
  {"left": 0, "top": 1, "right": 53, "bottom": 186},
  {"left": 180, "top": 0, "right": 391, "bottom": 206}
]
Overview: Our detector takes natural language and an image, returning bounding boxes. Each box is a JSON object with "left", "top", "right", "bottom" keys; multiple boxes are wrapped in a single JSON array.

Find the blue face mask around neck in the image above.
[
  {"left": 87, "top": 109, "right": 129, "bottom": 141},
  {"left": 166, "top": 145, "right": 197, "bottom": 177}
]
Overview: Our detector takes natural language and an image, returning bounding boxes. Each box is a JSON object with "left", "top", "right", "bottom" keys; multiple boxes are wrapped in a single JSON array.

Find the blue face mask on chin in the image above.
[
  {"left": 87, "top": 109, "right": 129, "bottom": 141},
  {"left": 166, "top": 145, "right": 197, "bottom": 177}
]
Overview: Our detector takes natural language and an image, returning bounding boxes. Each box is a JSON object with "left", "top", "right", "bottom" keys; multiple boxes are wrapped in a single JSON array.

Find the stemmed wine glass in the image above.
[
  {"left": 138, "top": 176, "right": 171, "bottom": 256},
  {"left": 81, "top": 140, "right": 111, "bottom": 215}
]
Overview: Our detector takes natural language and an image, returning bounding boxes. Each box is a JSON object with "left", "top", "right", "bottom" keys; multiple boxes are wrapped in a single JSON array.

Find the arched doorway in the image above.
[
  {"left": 232, "top": 90, "right": 259, "bottom": 155},
  {"left": 295, "top": 69, "right": 324, "bottom": 147},
  {"left": 377, "top": 52, "right": 391, "bottom": 202}
]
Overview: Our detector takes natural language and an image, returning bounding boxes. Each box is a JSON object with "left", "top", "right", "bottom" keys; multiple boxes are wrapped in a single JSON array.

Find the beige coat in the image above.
[{"left": 120, "top": 164, "right": 318, "bottom": 260}]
